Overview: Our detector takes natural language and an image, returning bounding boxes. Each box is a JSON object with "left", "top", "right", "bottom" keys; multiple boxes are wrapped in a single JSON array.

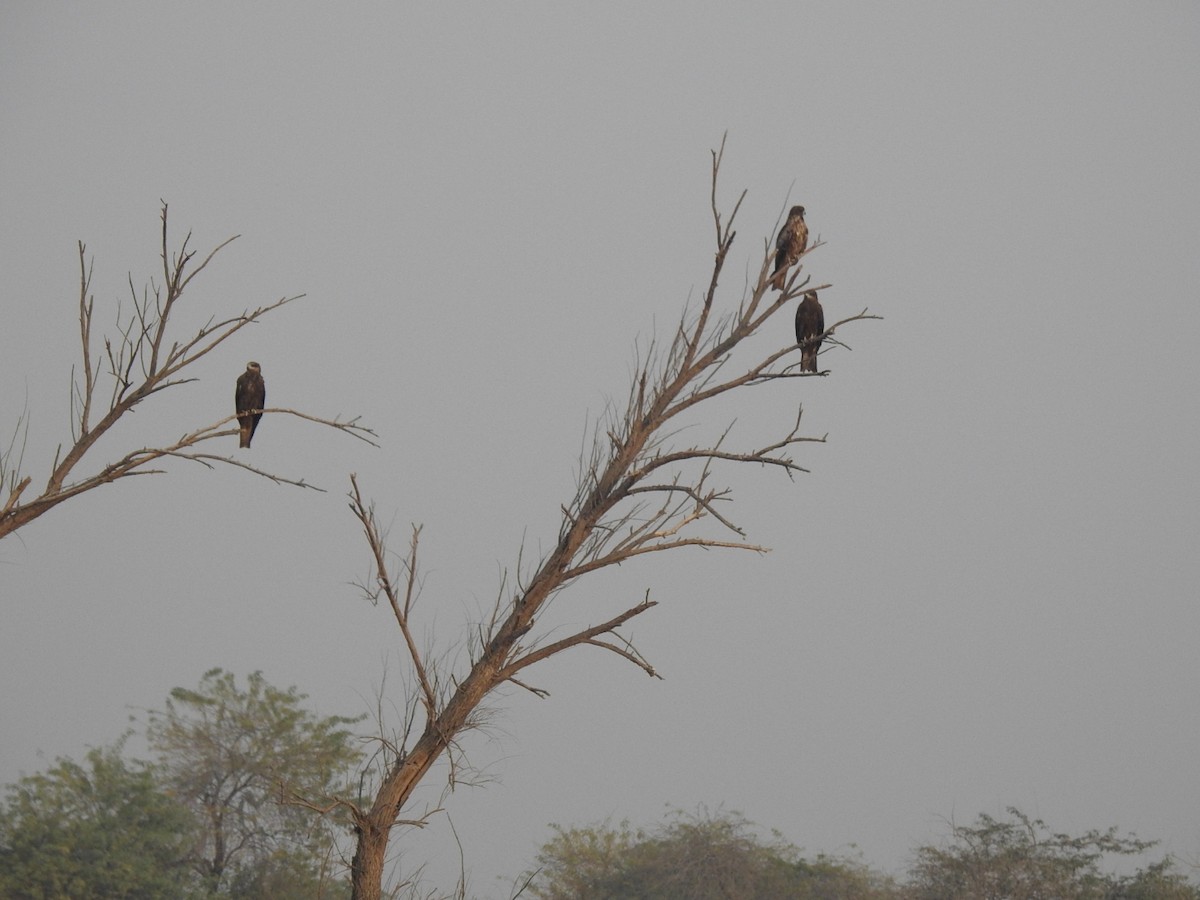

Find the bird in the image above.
[
  {"left": 794, "top": 290, "right": 825, "bottom": 373},
  {"left": 771, "top": 205, "right": 808, "bottom": 291},
  {"left": 235, "top": 362, "right": 266, "bottom": 448}
]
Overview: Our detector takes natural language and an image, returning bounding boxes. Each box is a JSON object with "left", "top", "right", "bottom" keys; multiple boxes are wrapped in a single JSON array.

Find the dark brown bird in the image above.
[
  {"left": 794, "top": 291, "right": 825, "bottom": 373},
  {"left": 235, "top": 361, "right": 265, "bottom": 448},
  {"left": 771, "top": 205, "right": 808, "bottom": 291}
]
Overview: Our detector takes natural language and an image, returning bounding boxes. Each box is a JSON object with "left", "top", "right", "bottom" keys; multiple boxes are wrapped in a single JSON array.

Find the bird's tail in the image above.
[{"left": 239, "top": 425, "right": 252, "bottom": 449}]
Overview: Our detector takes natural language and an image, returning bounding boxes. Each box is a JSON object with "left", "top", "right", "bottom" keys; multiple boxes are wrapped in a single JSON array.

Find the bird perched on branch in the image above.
[
  {"left": 794, "top": 291, "right": 825, "bottom": 373},
  {"left": 235, "top": 361, "right": 266, "bottom": 448},
  {"left": 771, "top": 205, "right": 808, "bottom": 291}
]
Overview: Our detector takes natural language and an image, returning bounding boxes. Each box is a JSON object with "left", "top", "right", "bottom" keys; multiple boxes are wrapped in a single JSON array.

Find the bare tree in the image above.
[
  {"left": 0, "top": 204, "right": 376, "bottom": 540},
  {"left": 322, "top": 143, "right": 879, "bottom": 900}
]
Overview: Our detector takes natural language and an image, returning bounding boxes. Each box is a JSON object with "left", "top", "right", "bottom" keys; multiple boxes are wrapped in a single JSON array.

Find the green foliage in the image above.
[
  {"left": 145, "top": 668, "right": 364, "bottom": 895},
  {"left": 0, "top": 739, "right": 196, "bottom": 899},
  {"left": 1106, "top": 858, "right": 1200, "bottom": 900},
  {"left": 7, "top": 690, "right": 1198, "bottom": 900},
  {"left": 222, "top": 845, "right": 347, "bottom": 899},
  {"left": 528, "top": 806, "right": 1200, "bottom": 900},
  {"left": 528, "top": 818, "right": 640, "bottom": 899},
  {"left": 527, "top": 807, "right": 898, "bottom": 900},
  {"left": 0, "top": 670, "right": 365, "bottom": 897},
  {"left": 906, "top": 807, "right": 1199, "bottom": 900}
]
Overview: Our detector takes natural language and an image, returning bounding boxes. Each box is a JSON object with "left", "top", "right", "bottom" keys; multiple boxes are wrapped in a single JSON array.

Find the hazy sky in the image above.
[{"left": 3, "top": 3, "right": 1198, "bottom": 895}]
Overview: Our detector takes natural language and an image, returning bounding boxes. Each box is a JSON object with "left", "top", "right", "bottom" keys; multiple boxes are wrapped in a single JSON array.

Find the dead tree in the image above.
[
  {"left": 331, "top": 143, "right": 879, "bottom": 899},
  {"left": 0, "top": 204, "right": 376, "bottom": 540}
]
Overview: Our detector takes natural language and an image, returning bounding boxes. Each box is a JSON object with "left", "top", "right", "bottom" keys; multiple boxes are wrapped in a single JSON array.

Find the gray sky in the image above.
[{"left": 2, "top": 2, "right": 1198, "bottom": 895}]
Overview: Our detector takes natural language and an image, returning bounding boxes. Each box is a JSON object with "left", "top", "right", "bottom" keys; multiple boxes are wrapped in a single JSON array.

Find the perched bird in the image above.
[
  {"left": 794, "top": 291, "right": 825, "bottom": 373},
  {"left": 771, "top": 205, "right": 809, "bottom": 291},
  {"left": 235, "top": 362, "right": 266, "bottom": 448}
]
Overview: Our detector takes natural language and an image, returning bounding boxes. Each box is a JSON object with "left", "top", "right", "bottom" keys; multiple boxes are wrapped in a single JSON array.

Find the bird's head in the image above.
[
  {"left": 790, "top": 205, "right": 806, "bottom": 219},
  {"left": 246, "top": 361, "right": 261, "bottom": 373}
]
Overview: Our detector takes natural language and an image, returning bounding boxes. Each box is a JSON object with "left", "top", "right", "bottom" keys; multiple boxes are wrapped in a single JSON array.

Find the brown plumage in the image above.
[
  {"left": 235, "top": 362, "right": 265, "bottom": 448},
  {"left": 771, "top": 205, "right": 808, "bottom": 291},
  {"left": 794, "top": 291, "right": 825, "bottom": 373}
]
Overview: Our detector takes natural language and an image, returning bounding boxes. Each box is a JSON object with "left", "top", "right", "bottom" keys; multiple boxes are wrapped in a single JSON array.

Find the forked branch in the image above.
[{"left": 349, "top": 475, "right": 438, "bottom": 720}]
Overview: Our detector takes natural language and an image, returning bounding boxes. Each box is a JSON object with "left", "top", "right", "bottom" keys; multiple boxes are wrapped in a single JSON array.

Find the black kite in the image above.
[
  {"left": 794, "top": 291, "right": 824, "bottom": 373},
  {"left": 771, "top": 205, "right": 808, "bottom": 291},
  {"left": 235, "top": 361, "right": 266, "bottom": 448}
]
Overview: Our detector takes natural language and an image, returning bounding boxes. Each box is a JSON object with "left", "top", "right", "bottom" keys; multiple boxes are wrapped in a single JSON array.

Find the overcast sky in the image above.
[{"left": 2, "top": 2, "right": 1198, "bottom": 895}]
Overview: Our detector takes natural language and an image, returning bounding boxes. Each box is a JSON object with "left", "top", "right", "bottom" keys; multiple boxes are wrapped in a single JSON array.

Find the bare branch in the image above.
[
  {"left": 1, "top": 400, "right": 32, "bottom": 502},
  {"left": 507, "top": 677, "right": 550, "bottom": 699},
  {"left": 500, "top": 595, "right": 660, "bottom": 679},
  {"left": 349, "top": 477, "right": 439, "bottom": 722},
  {"left": 583, "top": 633, "right": 661, "bottom": 680},
  {"left": 562, "top": 536, "right": 769, "bottom": 585},
  {"left": 76, "top": 245, "right": 97, "bottom": 436},
  {"left": 1, "top": 207, "right": 376, "bottom": 541},
  {"left": 284, "top": 788, "right": 363, "bottom": 821},
  {"left": 1, "top": 477, "right": 31, "bottom": 519}
]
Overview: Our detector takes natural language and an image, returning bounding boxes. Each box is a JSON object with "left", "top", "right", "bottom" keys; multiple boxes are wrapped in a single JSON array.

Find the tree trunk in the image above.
[{"left": 350, "top": 824, "right": 389, "bottom": 900}]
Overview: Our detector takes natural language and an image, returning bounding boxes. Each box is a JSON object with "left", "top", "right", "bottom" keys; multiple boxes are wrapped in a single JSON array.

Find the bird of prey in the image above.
[
  {"left": 771, "top": 205, "right": 808, "bottom": 291},
  {"left": 794, "top": 290, "right": 825, "bottom": 373},
  {"left": 235, "top": 362, "right": 266, "bottom": 448}
]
